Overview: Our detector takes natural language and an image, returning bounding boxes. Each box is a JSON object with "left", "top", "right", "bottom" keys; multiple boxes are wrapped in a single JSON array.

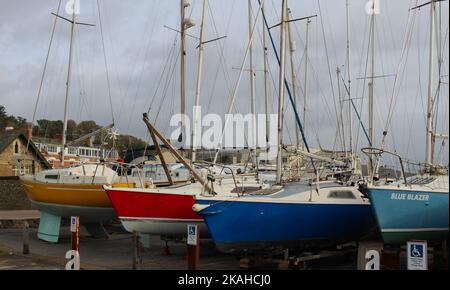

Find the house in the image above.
[
  {"left": 32, "top": 136, "right": 120, "bottom": 168},
  {"left": 0, "top": 130, "right": 51, "bottom": 176}
]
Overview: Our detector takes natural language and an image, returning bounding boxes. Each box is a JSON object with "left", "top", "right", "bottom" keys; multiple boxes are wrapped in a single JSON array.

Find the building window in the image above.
[
  {"left": 14, "top": 142, "right": 19, "bottom": 154},
  {"left": 47, "top": 145, "right": 57, "bottom": 153}
]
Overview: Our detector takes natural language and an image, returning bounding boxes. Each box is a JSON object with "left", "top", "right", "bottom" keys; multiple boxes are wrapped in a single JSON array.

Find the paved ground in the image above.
[{"left": 0, "top": 226, "right": 241, "bottom": 270}]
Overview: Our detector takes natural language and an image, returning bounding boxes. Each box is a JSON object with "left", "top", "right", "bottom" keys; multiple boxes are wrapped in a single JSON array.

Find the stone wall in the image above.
[
  {"left": 0, "top": 177, "right": 33, "bottom": 210},
  {"left": 0, "top": 136, "right": 45, "bottom": 176}
]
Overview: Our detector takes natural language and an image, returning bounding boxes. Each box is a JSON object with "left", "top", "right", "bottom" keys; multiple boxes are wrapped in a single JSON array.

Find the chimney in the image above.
[{"left": 26, "top": 123, "right": 33, "bottom": 140}]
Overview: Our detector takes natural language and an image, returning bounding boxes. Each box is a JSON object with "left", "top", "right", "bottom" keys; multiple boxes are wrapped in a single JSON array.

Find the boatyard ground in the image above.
[
  {"left": 0, "top": 223, "right": 366, "bottom": 270},
  {"left": 0, "top": 225, "right": 241, "bottom": 270}
]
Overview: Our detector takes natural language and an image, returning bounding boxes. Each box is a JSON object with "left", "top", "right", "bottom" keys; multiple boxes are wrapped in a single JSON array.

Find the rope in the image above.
[
  {"left": 97, "top": 0, "right": 115, "bottom": 124},
  {"left": 27, "top": 0, "right": 62, "bottom": 153},
  {"left": 375, "top": 0, "right": 420, "bottom": 173}
]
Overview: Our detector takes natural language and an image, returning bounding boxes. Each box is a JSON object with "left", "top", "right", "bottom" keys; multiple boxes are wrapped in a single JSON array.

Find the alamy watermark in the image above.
[
  {"left": 365, "top": 0, "right": 380, "bottom": 15},
  {"left": 65, "top": 0, "right": 80, "bottom": 15},
  {"left": 169, "top": 106, "right": 279, "bottom": 160}
]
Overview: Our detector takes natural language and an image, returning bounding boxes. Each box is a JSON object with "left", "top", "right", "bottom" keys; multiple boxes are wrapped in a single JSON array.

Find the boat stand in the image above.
[
  {"left": 240, "top": 248, "right": 357, "bottom": 270},
  {"left": 162, "top": 240, "right": 171, "bottom": 256},
  {"left": 84, "top": 223, "right": 108, "bottom": 239}
]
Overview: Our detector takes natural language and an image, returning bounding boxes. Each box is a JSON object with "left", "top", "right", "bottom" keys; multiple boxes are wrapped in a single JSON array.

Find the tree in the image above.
[
  {"left": 0, "top": 105, "right": 28, "bottom": 132},
  {"left": 33, "top": 119, "right": 63, "bottom": 140},
  {"left": 103, "top": 134, "right": 148, "bottom": 158}
]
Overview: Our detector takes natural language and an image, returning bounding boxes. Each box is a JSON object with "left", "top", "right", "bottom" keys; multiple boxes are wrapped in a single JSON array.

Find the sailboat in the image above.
[
  {"left": 192, "top": 0, "right": 376, "bottom": 254},
  {"left": 104, "top": 0, "right": 269, "bottom": 238},
  {"left": 363, "top": 0, "right": 449, "bottom": 245},
  {"left": 20, "top": 1, "right": 129, "bottom": 243}
]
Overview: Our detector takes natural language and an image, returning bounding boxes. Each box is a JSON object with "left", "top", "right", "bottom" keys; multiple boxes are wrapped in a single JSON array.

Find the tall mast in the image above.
[
  {"left": 425, "top": 0, "right": 436, "bottom": 167},
  {"left": 336, "top": 66, "right": 346, "bottom": 156},
  {"left": 191, "top": 0, "right": 208, "bottom": 162},
  {"left": 262, "top": 1, "right": 270, "bottom": 151},
  {"left": 368, "top": 6, "right": 375, "bottom": 177},
  {"left": 345, "top": 0, "right": 354, "bottom": 169},
  {"left": 180, "top": 0, "right": 188, "bottom": 145},
  {"left": 287, "top": 9, "right": 300, "bottom": 147},
  {"left": 248, "top": 0, "right": 258, "bottom": 163},
  {"left": 303, "top": 19, "right": 311, "bottom": 150},
  {"left": 61, "top": 0, "right": 78, "bottom": 168},
  {"left": 276, "top": 0, "right": 288, "bottom": 185}
]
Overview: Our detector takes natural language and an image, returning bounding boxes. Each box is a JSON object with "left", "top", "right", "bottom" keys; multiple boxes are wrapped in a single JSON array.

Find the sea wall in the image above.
[{"left": 0, "top": 177, "right": 33, "bottom": 210}]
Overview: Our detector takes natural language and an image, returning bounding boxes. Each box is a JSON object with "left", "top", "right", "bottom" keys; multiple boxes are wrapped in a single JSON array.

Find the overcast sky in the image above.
[{"left": 0, "top": 0, "right": 448, "bottom": 165}]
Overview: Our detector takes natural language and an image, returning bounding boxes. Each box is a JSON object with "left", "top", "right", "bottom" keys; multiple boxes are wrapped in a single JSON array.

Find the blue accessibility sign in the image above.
[
  {"left": 410, "top": 244, "right": 424, "bottom": 258},
  {"left": 407, "top": 241, "right": 428, "bottom": 270}
]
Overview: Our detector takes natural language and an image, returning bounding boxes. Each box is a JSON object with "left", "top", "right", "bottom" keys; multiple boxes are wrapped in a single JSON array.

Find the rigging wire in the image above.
[
  {"left": 27, "top": 0, "right": 63, "bottom": 152},
  {"left": 97, "top": 0, "right": 115, "bottom": 124}
]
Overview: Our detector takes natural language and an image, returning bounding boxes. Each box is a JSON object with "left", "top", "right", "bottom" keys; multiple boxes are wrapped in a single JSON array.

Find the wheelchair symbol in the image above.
[{"left": 411, "top": 245, "right": 422, "bottom": 258}]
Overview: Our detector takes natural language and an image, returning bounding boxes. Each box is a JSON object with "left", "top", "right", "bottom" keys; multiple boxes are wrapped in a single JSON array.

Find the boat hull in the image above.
[
  {"left": 20, "top": 177, "right": 115, "bottom": 222},
  {"left": 105, "top": 187, "right": 209, "bottom": 237},
  {"left": 195, "top": 199, "right": 375, "bottom": 253},
  {"left": 367, "top": 187, "right": 449, "bottom": 244}
]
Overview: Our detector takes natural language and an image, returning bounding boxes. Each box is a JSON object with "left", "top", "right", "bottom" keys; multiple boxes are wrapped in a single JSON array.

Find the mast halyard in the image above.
[
  {"left": 61, "top": 0, "right": 78, "bottom": 168},
  {"left": 191, "top": 0, "right": 208, "bottom": 163},
  {"left": 276, "top": 0, "right": 288, "bottom": 185}
]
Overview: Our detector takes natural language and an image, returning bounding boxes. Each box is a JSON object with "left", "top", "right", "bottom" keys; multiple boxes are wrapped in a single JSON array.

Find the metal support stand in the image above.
[{"left": 22, "top": 221, "right": 30, "bottom": 255}]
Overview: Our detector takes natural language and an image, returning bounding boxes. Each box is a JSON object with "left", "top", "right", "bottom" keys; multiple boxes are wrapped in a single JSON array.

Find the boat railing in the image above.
[
  {"left": 361, "top": 147, "right": 408, "bottom": 186},
  {"left": 193, "top": 161, "right": 239, "bottom": 194},
  {"left": 73, "top": 160, "right": 147, "bottom": 187}
]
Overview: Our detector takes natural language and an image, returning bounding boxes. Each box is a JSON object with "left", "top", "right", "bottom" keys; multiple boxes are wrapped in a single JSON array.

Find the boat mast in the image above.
[
  {"left": 248, "top": 0, "right": 258, "bottom": 165},
  {"left": 336, "top": 66, "right": 347, "bottom": 156},
  {"left": 262, "top": 1, "right": 270, "bottom": 151},
  {"left": 276, "top": 0, "right": 288, "bottom": 185},
  {"left": 191, "top": 0, "right": 208, "bottom": 162},
  {"left": 61, "top": 0, "right": 78, "bottom": 168},
  {"left": 425, "top": 0, "right": 436, "bottom": 167},
  {"left": 287, "top": 8, "right": 300, "bottom": 148},
  {"left": 303, "top": 18, "right": 311, "bottom": 150},
  {"left": 368, "top": 4, "right": 375, "bottom": 177},
  {"left": 180, "top": 0, "right": 189, "bottom": 147},
  {"left": 345, "top": 0, "right": 354, "bottom": 170}
]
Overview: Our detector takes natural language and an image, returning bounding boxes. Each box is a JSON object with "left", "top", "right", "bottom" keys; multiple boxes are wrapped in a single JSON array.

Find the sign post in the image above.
[
  {"left": 70, "top": 216, "right": 79, "bottom": 251},
  {"left": 187, "top": 224, "right": 200, "bottom": 270},
  {"left": 66, "top": 216, "right": 80, "bottom": 270},
  {"left": 407, "top": 240, "right": 428, "bottom": 270}
]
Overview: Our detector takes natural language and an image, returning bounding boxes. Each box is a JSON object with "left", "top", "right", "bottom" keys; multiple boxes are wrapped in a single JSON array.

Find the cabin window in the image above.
[
  {"left": 45, "top": 175, "right": 59, "bottom": 180},
  {"left": 327, "top": 191, "right": 356, "bottom": 199}
]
